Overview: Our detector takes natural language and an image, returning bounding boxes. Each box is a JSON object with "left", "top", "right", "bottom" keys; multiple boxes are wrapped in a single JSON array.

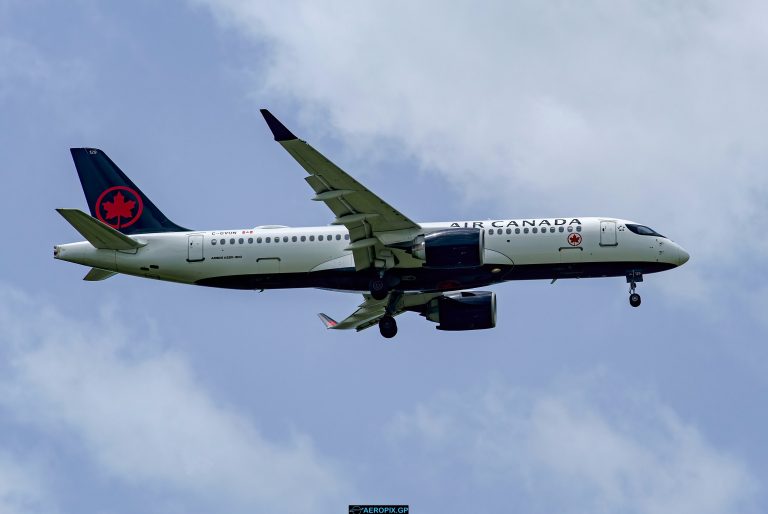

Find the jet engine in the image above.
[
  {"left": 423, "top": 291, "right": 496, "bottom": 331},
  {"left": 411, "top": 229, "right": 484, "bottom": 268}
]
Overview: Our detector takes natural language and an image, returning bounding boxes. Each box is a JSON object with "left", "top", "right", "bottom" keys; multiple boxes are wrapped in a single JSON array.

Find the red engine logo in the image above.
[
  {"left": 567, "top": 232, "right": 582, "bottom": 246},
  {"left": 95, "top": 186, "right": 144, "bottom": 229}
]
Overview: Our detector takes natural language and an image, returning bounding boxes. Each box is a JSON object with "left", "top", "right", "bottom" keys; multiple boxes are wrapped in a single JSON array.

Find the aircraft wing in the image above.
[
  {"left": 318, "top": 291, "right": 443, "bottom": 331},
  {"left": 261, "top": 109, "right": 421, "bottom": 270}
]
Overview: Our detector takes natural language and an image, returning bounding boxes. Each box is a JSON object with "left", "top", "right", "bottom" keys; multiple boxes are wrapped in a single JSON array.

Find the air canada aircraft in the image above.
[{"left": 54, "top": 110, "right": 690, "bottom": 338}]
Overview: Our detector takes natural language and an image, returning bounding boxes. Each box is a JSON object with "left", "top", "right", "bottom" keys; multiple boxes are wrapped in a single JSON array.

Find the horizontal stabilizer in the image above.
[
  {"left": 317, "top": 313, "right": 339, "bottom": 329},
  {"left": 56, "top": 208, "right": 146, "bottom": 250},
  {"left": 83, "top": 268, "right": 117, "bottom": 281}
]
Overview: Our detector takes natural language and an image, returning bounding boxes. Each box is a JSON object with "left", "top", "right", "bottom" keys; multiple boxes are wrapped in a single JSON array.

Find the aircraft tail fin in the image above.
[
  {"left": 56, "top": 208, "right": 146, "bottom": 251},
  {"left": 69, "top": 148, "right": 189, "bottom": 235}
]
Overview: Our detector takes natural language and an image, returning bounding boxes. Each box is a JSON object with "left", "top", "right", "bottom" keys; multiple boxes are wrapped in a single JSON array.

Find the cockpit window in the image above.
[{"left": 626, "top": 224, "right": 664, "bottom": 238}]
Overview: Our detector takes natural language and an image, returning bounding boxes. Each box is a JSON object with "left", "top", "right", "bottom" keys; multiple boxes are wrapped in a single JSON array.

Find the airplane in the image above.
[{"left": 54, "top": 109, "right": 690, "bottom": 338}]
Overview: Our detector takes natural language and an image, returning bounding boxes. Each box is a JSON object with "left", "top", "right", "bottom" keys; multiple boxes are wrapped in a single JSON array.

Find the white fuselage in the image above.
[{"left": 55, "top": 217, "right": 688, "bottom": 293}]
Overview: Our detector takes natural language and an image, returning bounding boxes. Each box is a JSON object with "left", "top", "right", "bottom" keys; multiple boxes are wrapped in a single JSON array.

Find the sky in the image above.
[{"left": 0, "top": 0, "right": 767, "bottom": 512}]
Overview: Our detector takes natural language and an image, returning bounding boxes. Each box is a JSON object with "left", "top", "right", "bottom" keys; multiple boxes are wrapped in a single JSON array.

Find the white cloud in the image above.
[
  {"left": 0, "top": 36, "right": 86, "bottom": 102},
  {"left": 195, "top": 0, "right": 768, "bottom": 305},
  {"left": 0, "top": 453, "right": 52, "bottom": 514},
  {"left": 386, "top": 380, "right": 758, "bottom": 514},
  {"left": 0, "top": 285, "right": 348, "bottom": 513}
]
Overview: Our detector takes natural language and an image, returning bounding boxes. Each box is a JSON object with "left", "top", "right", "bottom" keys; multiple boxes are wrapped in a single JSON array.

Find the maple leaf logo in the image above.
[
  {"left": 101, "top": 192, "right": 136, "bottom": 228},
  {"left": 568, "top": 233, "right": 582, "bottom": 246},
  {"left": 95, "top": 187, "right": 143, "bottom": 230}
]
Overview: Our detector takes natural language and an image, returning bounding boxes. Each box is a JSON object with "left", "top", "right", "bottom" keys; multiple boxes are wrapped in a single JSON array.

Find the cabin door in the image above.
[
  {"left": 187, "top": 235, "right": 204, "bottom": 262},
  {"left": 600, "top": 221, "right": 617, "bottom": 246}
]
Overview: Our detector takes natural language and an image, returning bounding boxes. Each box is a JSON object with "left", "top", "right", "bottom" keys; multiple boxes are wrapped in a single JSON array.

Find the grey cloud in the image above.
[
  {"left": 0, "top": 285, "right": 349, "bottom": 513},
  {"left": 386, "top": 380, "right": 759, "bottom": 514},
  {"left": 0, "top": 452, "right": 53, "bottom": 514}
]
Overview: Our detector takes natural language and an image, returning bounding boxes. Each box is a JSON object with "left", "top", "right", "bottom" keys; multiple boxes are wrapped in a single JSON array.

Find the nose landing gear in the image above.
[{"left": 626, "top": 271, "right": 643, "bottom": 307}]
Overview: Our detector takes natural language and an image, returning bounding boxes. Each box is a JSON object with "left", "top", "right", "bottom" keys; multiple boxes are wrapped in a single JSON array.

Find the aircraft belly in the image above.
[{"left": 194, "top": 260, "right": 675, "bottom": 291}]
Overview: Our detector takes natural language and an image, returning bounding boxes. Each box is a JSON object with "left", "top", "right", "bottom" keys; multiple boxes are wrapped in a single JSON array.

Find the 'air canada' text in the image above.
[{"left": 450, "top": 218, "right": 582, "bottom": 229}]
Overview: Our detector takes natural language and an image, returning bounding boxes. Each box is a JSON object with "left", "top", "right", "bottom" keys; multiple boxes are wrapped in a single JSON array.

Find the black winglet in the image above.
[{"left": 260, "top": 109, "right": 298, "bottom": 141}]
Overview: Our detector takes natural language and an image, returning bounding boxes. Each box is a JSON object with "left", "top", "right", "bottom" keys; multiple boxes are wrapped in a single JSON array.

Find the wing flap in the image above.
[{"left": 283, "top": 139, "right": 418, "bottom": 232}]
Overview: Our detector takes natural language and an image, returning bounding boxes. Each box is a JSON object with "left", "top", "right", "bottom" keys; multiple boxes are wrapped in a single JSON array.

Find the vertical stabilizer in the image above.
[{"left": 70, "top": 148, "right": 188, "bottom": 235}]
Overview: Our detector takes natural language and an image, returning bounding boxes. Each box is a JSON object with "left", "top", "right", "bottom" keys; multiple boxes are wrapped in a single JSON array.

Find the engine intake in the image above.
[
  {"left": 412, "top": 229, "right": 484, "bottom": 268},
  {"left": 424, "top": 291, "right": 496, "bottom": 331}
]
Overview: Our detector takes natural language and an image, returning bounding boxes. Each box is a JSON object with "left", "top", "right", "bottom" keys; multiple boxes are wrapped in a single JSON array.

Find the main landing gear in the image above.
[
  {"left": 377, "top": 289, "right": 402, "bottom": 339},
  {"left": 379, "top": 315, "right": 397, "bottom": 338},
  {"left": 369, "top": 273, "right": 401, "bottom": 301},
  {"left": 369, "top": 277, "right": 388, "bottom": 300},
  {"left": 627, "top": 270, "right": 643, "bottom": 307}
]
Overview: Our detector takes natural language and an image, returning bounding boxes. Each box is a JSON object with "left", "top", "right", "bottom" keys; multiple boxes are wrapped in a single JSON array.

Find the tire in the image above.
[
  {"left": 629, "top": 293, "right": 641, "bottom": 307},
  {"left": 379, "top": 315, "right": 398, "bottom": 338},
  {"left": 369, "top": 278, "right": 388, "bottom": 300}
]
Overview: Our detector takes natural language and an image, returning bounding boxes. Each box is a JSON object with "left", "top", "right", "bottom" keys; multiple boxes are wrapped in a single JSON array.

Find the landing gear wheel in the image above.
[
  {"left": 379, "top": 315, "right": 398, "bottom": 338},
  {"left": 369, "top": 278, "right": 388, "bottom": 300},
  {"left": 626, "top": 271, "right": 643, "bottom": 308}
]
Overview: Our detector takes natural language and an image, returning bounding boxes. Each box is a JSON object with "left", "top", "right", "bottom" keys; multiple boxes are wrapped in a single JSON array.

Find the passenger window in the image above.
[
  {"left": 310, "top": 235, "right": 315, "bottom": 241},
  {"left": 559, "top": 227, "right": 564, "bottom": 232},
  {"left": 292, "top": 236, "right": 297, "bottom": 242},
  {"left": 248, "top": 237, "right": 253, "bottom": 244},
  {"left": 550, "top": 227, "right": 555, "bottom": 233},
  {"left": 211, "top": 239, "right": 217, "bottom": 245},
  {"left": 220, "top": 239, "right": 225, "bottom": 245},
  {"left": 524, "top": 228, "right": 529, "bottom": 234},
  {"left": 506, "top": 228, "right": 511, "bottom": 235},
  {"left": 515, "top": 228, "right": 520, "bottom": 234},
  {"left": 344, "top": 234, "right": 350, "bottom": 240},
  {"left": 229, "top": 238, "right": 235, "bottom": 244},
  {"left": 238, "top": 238, "right": 244, "bottom": 244},
  {"left": 257, "top": 237, "right": 262, "bottom": 243},
  {"left": 318, "top": 235, "right": 324, "bottom": 241},
  {"left": 532, "top": 227, "right": 538, "bottom": 233},
  {"left": 567, "top": 226, "right": 573, "bottom": 232},
  {"left": 336, "top": 234, "right": 341, "bottom": 240},
  {"left": 327, "top": 235, "right": 332, "bottom": 240},
  {"left": 265, "top": 237, "right": 271, "bottom": 243},
  {"left": 576, "top": 226, "right": 582, "bottom": 232},
  {"left": 301, "top": 235, "right": 306, "bottom": 242},
  {"left": 488, "top": 229, "right": 494, "bottom": 235}
]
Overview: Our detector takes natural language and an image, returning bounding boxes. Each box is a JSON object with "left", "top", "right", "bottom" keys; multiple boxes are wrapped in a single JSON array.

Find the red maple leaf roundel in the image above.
[
  {"left": 95, "top": 186, "right": 144, "bottom": 229},
  {"left": 103, "top": 192, "right": 135, "bottom": 222},
  {"left": 568, "top": 232, "right": 582, "bottom": 246}
]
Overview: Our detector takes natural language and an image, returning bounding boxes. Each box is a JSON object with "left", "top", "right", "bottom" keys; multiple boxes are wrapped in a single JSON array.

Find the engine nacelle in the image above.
[
  {"left": 412, "top": 229, "right": 484, "bottom": 268},
  {"left": 425, "top": 291, "right": 496, "bottom": 331}
]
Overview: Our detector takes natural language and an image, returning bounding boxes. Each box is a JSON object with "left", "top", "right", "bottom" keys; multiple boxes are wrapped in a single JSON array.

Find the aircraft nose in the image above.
[{"left": 677, "top": 245, "right": 690, "bottom": 266}]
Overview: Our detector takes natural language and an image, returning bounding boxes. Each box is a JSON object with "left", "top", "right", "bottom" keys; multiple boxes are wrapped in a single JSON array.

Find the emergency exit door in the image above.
[
  {"left": 187, "top": 234, "right": 204, "bottom": 262},
  {"left": 600, "top": 221, "right": 617, "bottom": 246}
]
